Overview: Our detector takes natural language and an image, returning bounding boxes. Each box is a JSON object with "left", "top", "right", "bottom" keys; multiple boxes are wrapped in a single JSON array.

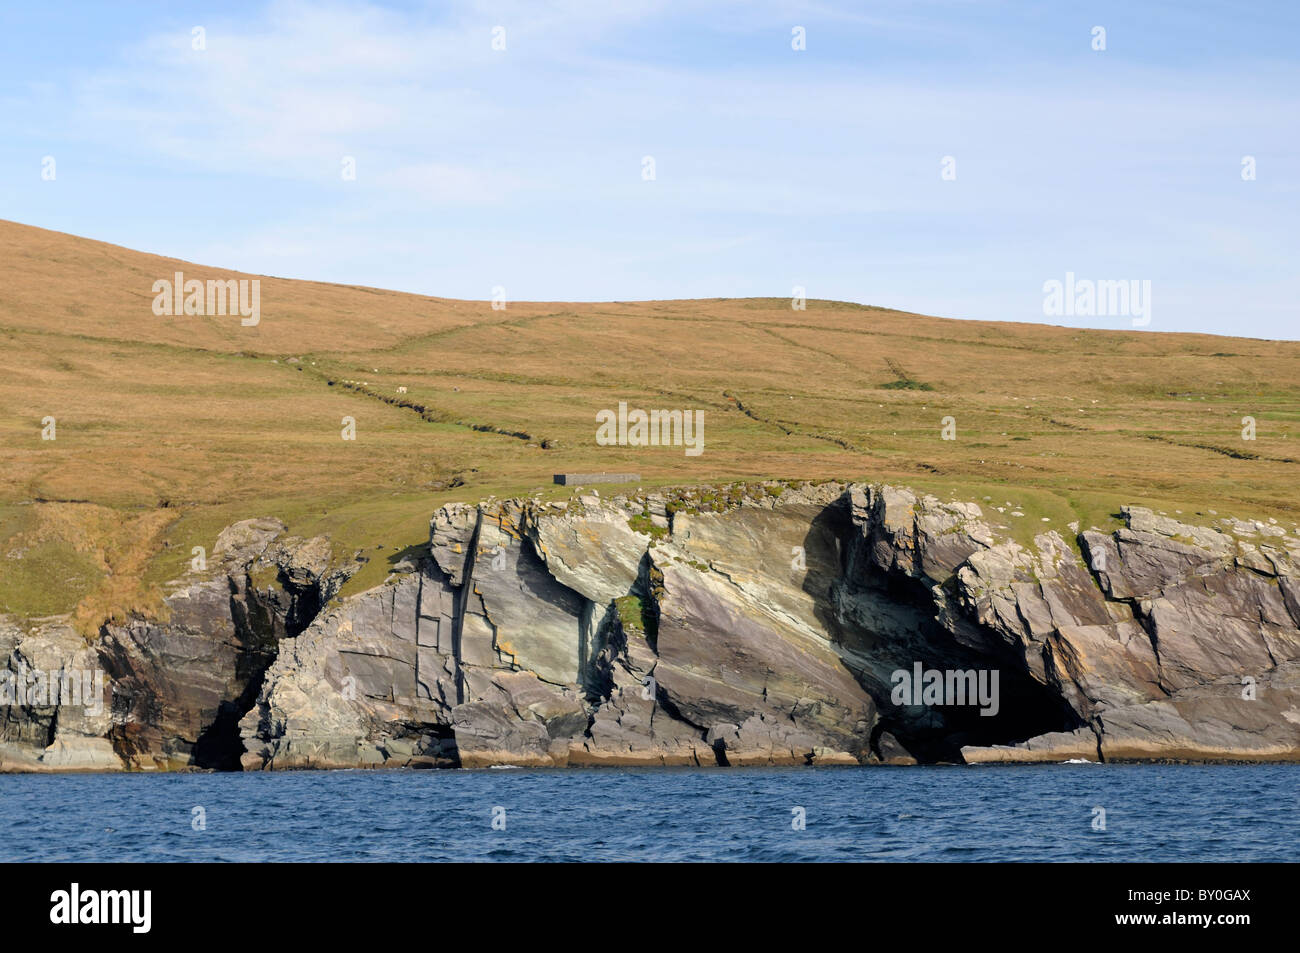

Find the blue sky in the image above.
[{"left": 2, "top": 0, "right": 1297, "bottom": 338}]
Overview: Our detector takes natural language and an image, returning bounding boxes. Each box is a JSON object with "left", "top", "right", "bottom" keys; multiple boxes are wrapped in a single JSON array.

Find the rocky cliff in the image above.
[{"left": 4, "top": 482, "right": 1298, "bottom": 771}]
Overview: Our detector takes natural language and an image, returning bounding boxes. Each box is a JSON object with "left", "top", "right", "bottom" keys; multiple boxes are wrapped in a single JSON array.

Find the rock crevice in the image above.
[{"left": 5, "top": 483, "right": 1298, "bottom": 771}]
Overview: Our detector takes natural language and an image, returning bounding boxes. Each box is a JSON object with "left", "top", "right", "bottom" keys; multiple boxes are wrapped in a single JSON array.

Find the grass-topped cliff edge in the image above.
[{"left": 2, "top": 219, "right": 1297, "bottom": 634}]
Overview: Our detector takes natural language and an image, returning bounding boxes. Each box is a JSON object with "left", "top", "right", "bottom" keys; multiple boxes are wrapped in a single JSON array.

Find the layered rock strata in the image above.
[{"left": 5, "top": 483, "right": 1298, "bottom": 771}]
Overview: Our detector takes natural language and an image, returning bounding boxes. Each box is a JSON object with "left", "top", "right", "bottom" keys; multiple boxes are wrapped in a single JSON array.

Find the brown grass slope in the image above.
[{"left": 1, "top": 218, "right": 1297, "bottom": 630}]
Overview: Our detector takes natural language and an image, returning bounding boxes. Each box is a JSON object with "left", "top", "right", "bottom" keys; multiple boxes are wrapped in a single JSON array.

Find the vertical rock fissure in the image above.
[
  {"left": 449, "top": 507, "right": 485, "bottom": 705},
  {"left": 191, "top": 569, "right": 326, "bottom": 770}
]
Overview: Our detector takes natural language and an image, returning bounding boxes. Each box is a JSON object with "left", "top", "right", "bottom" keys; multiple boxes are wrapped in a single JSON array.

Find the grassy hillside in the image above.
[{"left": 2, "top": 218, "right": 1297, "bottom": 631}]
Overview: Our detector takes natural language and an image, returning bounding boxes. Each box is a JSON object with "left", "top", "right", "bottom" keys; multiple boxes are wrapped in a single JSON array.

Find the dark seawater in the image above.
[{"left": 1, "top": 764, "right": 1296, "bottom": 862}]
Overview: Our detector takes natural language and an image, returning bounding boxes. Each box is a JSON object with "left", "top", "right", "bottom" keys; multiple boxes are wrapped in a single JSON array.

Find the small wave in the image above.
[
  {"left": 488, "top": 764, "right": 523, "bottom": 770},
  {"left": 1062, "top": 759, "right": 1099, "bottom": 764}
]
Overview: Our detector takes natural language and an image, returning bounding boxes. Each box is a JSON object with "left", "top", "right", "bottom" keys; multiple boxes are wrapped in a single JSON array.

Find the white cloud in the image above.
[{"left": 8, "top": 0, "right": 1295, "bottom": 336}]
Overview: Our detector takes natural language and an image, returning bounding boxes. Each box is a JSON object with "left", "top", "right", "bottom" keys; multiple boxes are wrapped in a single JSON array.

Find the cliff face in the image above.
[
  {"left": 1, "top": 518, "right": 349, "bottom": 771},
  {"left": 4, "top": 483, "right": 1299, "bottom": 771}
]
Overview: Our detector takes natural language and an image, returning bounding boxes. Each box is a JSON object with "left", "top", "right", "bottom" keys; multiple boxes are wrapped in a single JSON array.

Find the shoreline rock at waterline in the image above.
[{"left": 4, "top": 482, "right": 1299, "bottom": 772}]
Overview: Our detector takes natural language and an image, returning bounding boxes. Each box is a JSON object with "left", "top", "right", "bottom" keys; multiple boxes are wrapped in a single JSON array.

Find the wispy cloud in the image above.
[{"left": 4, "top": 0, "right": 1297, "bottom": 337}]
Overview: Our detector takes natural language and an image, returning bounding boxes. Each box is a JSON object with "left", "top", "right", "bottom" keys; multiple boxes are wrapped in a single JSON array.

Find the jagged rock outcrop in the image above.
[
  {"left": 0, "top": 618, "right": 116, "bottom": 771},
  {"left": 2, "top": 519, "right": 346, "bottom": 771},
  {"left": 6, "top": 483, "right": 1300, "bottom": 771},
  {"left": 239, "top": 484, "right": 1300, "bottom": 768},
  {"left": 957, "top": 503, "right": 1300, "bottom": 762}
]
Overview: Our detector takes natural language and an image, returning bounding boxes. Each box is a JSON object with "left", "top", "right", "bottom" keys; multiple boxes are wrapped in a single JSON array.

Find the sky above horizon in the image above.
[{"left": 2, "top": 0, "right": 1297, "bottom": 339}]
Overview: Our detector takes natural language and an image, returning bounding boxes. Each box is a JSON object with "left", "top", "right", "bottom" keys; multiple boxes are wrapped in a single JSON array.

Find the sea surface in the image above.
[{"left": 1, "top": 764, "right": 1295, "bottom": 862}]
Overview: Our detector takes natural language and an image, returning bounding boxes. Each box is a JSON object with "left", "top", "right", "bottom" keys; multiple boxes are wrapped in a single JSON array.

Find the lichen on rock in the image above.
[{"left": 4, "top": 483, "right": 1298, "bottom": 771}]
